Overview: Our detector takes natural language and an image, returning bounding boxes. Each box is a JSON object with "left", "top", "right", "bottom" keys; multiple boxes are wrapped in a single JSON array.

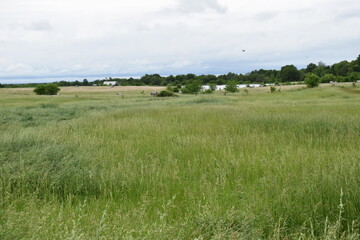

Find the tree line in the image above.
[{"left": 1, "top": 55, "right": 359, "bottom": 88}]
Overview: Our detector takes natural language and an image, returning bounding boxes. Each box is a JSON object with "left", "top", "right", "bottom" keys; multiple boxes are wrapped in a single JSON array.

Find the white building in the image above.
[{"left": 103, "top": 81, "right": 118, "bottom": 86}]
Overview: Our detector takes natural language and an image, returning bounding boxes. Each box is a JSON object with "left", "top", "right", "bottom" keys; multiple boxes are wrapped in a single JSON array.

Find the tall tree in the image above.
[
  {"left": 332, "top": 61, "right": 350, "bottom": 76},
  {"left": 280, "top": 65, "right": 301, "bottom": 82},
  {"left": 306, "top": 63, "right": 317, "bottom": 73},
  {"left": 82, "top": 79, "right": 89, "bottom": 86}
]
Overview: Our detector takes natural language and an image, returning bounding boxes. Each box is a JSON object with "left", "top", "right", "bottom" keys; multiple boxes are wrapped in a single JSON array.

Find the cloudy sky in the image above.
[{"left": 1, "top": 0, "right": 360, "bottom": 83}]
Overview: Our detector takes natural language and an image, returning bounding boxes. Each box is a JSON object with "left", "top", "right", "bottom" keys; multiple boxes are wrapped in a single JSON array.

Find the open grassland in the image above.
[{"left": 1, "top": 84, "right": 360, "bottom": 239}]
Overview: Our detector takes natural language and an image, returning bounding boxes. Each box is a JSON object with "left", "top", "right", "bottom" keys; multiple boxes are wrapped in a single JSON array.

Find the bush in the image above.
[
  {"left": 209, "top": 83, "right": 217, "bottom": 91},
  {"left": 270, "top": 86, "right": 276, "bottom": 93},
  {"left": 202, "top": 89, "right": 213, "bottom": 94},
  {"left": 320, "top": 74, "right": 336, "bottom": 83},
  {"left": 33, "top": 84, "right": 60, "bottom": 95},
  {"left": 181, "top": 80, "right": 202, "bottom": 95},
  {"left": 156, "top": 90, "right": 177, "bottom": 97},
  {"left": 304, "top": 73, "right": 320, "bottom": 88},
  {"left": 225, "top": 80, "right": 239, "bottom": 93},
  {"left": 336, "top": 76, "right": 346, "bottom": 82},
  {"left": 166, "top": 85, "right": 174, "bottom": 92},
  {"left": 347, "top": 72, "right": 360, "bottom": 82}
]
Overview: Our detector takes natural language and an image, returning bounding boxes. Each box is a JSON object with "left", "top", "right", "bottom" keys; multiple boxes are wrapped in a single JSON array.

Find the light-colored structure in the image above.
[{"left": 103, "top": 81, "right": 118, "bottom": 86}]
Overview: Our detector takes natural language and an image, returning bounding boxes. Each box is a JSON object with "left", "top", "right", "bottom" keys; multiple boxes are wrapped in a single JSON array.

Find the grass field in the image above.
[{"left": 1, "top": 84, "right": 360, "bottom": 239}]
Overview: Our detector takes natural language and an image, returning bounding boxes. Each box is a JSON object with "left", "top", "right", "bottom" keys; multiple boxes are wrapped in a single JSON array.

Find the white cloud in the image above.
[
  {"left": 5, "top": 64, "right": 34, "bottom": 74},
  {"left": 29, "top": 20, "right": 53, "bottom": 31},
  {"left": 171, "top": 0, "right": 227, "bottom": 13},
  {"left": 170, "top": 59, "right": 192, "bottom": 68},
  {"left": 0, "top": 0, "right": 359, "bottom": 82}
]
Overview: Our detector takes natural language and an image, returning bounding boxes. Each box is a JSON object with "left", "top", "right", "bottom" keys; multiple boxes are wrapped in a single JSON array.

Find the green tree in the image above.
[
  {"left": 166, "top": 85, "right": 174, "bottom": 92},
  {"left": 355, "top": 54, "right": 360, "bottom": 72},
  {"left": 209, "top": 83, "right": 217, "bottom": 91},
  {"left": 332, "top": 61, "right": 350, "bottom": 76},
  {"left": 280, "top": 65, "right": 301, "bottom": 82},
  {"left": 181, "top": 80, "right": 202, "bottom": 95},
  {"left": 34, "top": 84, "right": 60, "bottom": 95},
  {"left": 320, "top": 74, "right": 336, "bottom": 83},
  {"left": 305, "top": 63, "right": 317, "bottom": 73},
  {"left": 347, "top": 72, "right": 360, "bottom": 81},
  {"left": 313, "top": 65, "right": 330, "bottom": 77},
  {"left": 225, "top": 80, "right": 239, "bottom": 93},
  {"left": 304, "top": 73, "right": 320, "bottom": 88}
]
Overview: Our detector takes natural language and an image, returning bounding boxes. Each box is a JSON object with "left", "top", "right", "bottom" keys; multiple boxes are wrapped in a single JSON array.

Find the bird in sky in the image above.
[{"left": 242, "top": 49, "right": 246, "bottom": 52}]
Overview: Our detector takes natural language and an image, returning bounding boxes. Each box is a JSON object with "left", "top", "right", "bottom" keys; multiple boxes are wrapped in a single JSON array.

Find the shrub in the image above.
[
  {"left": 156, "top": 90, "right": 177, "bottom": 97},
  {"left": 304, "top": 73, "right": 320, "bottom": 88},
  {"left": 347, "top": 72, "right": 360, "bottom": 82},
  {"left": 320, "top": 74, "right": 336, "bottom": 83},
  {"left": 166, "top": 85, "right": 174, "bottom": 92},
  {"left": 209, "top": 83, "right": 217, "bottom": 91},
  {"left": 270, "top": 86, "right": 276, "bottom": 93},
  {"left": 181, "top": 80, "right": 202, "bottom": 95},
  {"left": 202, "top": 89, "right": 213, "bottom": 94},
  {"left": 33, "top": 84, "right": 60, "bottom": 95},
  {"left": 225, "top": 80, "right": 239, "bottom": 93},
  {"left": 336, "top": 76, "right": 346, "bottom": 82}
]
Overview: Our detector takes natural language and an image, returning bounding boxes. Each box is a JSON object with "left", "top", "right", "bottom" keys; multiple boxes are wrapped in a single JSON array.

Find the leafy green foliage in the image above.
[
  {"left": 156, "top": 90, "right": 177, "bottom": 97},
  {"left": 305, "top": 63, "right": 317, "bottom": 73},
  {"left": 202, "top": 89, "right": 213, "bottom": 94},
  {"left": 320, "top": 73, "right": 336, "bottom": 83},
  {"left": 224, "top": 80, "right": 239, "bottom": 93},
  {"left": 332, "top": 60, "right": 350, "bottom": 76},
  {"left": 281, "top": 65, "right": 301, "bottom": 82},
  {"left": 33, "top": 84, "right": 60, "bottom": 95},
  {"left": 347, "top": 72, "right": 360, "bottom": 81},
  {"left": 304, "top": 73, "right": 320, "bottom": 88},
  {"left": 270, "top": 86, "right": 276, "bottom": 93},
  {"left": 181, "top": 80, "right": 202, "bottom": 95},
  {"left": 209, "top": 83, "right": 217, "bottom": 91}
]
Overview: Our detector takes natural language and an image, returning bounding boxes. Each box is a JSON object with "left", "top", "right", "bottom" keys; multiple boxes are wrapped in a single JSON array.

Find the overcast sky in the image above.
[{"left": 1, "top": 0, "right": 360, "bottom": 83}]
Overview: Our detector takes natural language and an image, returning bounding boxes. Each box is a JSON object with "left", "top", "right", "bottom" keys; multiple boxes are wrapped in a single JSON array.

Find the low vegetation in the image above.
[
  {"left": 1, "top": 84, "right": 360, "bottom": 239},
  {"left": 156, "top": 90, "right": 177, "bottom": 97},
  {"left": 305, "top": 73, "right": 320, "bottom": 88},
  {"left": 33, "top": 84, "right": 60, "bottom": 95}
]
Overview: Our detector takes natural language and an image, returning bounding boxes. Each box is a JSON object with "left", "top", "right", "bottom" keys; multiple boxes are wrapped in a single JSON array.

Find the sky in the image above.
[{"left": 1, "top": 0, "right": 360, "bottom": 83}]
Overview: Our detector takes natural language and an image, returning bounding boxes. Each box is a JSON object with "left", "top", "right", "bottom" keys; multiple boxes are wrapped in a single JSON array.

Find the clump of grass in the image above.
[
  {"left": 186, "top": 97, "right": 225, "bottom": 104},
  {"left": 40, "top": 103, "right": 58, "bottom": 108}
]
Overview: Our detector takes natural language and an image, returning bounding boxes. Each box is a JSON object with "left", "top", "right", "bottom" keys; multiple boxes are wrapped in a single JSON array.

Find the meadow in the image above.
[{"left": 1, "top": 84, "right": 360, "bottom": 239}]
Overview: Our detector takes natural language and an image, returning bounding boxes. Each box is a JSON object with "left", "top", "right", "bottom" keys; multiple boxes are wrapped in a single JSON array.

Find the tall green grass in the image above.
[{"left": 1, "top": 86, "right": 360, "bottom": 239}]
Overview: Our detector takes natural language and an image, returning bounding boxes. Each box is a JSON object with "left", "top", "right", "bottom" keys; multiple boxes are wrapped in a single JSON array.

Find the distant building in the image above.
[{"left": 103, "top": 81, "right": 118, "bottom": 86}]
